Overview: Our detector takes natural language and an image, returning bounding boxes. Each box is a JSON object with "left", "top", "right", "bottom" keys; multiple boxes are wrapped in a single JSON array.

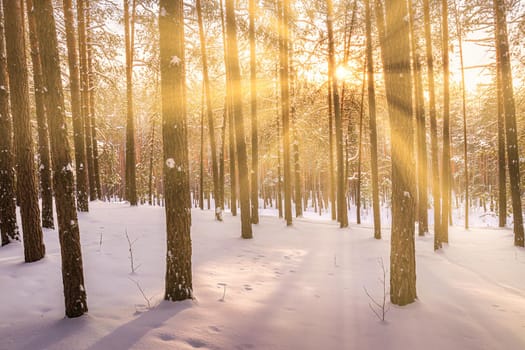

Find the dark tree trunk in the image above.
[
  {"left": 226, "top": 0, "right": 252, "bottom": 238},
  {"left": 148, "top": 118, "right": 156, "bottom": 205},
  {"left": 34, "top": 0, "right": 88, "bottom": 317},
  {"left": 219, "top": 0, "right": 236, "bottom": 216},
  {"left": 496, "top": 36, "right": 507, "bottom": 228},
  {"left": 249, "top": 0, "right": 259, "bottom": 224},
  {"left": 327, "top": 0, "right": 348, "bottom": 227},
  {"left": 382, "top": 0, "right": 417, "bottom": 305},
  {"left": 278, "top": 0, "right": 292, "bottom": 226},
  {"left": 26, "top": 0, "right": 55, "bottom": 227},
  {"left": 3, "top": 0, "right": 45, "bottom": 262},
  {"left": 124, "top": 0, "right": 137, "bottom": 206},
  {"left": 408, "top": 0, "right": 428, "bottom": 236},
  {"left": 196, "top": 0, "right": 222, "bottom": 220},
  {"left": 422, "top": 0, "right": 442, "bottom": 250},
  {"left": 160, "top": 0, "right": 193, "bottom": 301},
  {"left": 327, "top": 83, "right": 336, "bottom": 220},
  {"left": 494, "top": 0, "right": 524, "bottom": 246},
  {"left": 365, "top": 0, "right": 381, "bottom": 239},
  {"left": 62, "top": 0, "right": 89, "bottom": 212},
  {"left": 86, "top": 0, "right": 102, "bottom": 200},
  {"left": 454, "top": 3, "right": 469, "bottom": 230},
  {"left": 0, "top": 2, "right": 19, "bottom": 245},
  {"left": 441, "top": 0, "right": 451, "bottom": 243},
  {"left": 356, "top": 63, "right": 365, "bottom": 225},
  {"left": 77, "top": 0, "right": 96, "bottom": 201}
]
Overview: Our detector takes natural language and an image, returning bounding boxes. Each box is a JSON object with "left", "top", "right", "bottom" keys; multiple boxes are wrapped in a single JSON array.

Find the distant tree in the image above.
[
  {"left": 160, "top": 0, "right": 193, "bottom": 301},
  {"left": 381, "top": 0, "right": 417, "bottom": 305},
  {"left": 226, "top": 0, "right": 253, "bottom": 238},
  {"left": 422, "top": 0, "right": 442, "bottom": 250},
  {"left": 77, "top": 0, "right": 97, "bottom": 201},
  {"left": 85, "top": 0, "right": 102, "bottom": 200},
  {"left": 26, "top": 0, "right": 55, "bottom": 227},
  {"left": 365, "top": 0, "right": 381, "bottom": 239},
  {"left": 249, "top": 0, "right": 260, "bottom": 224},
  {"left": 493, "top": 0, "right": 524, "bottom": 246},
  {"left": 408, "top": 0, "right": 428, "bottom": 236},
  {"left": 3, "top": 0, "right": 45, "bottom": 262},
  {"left": 326, "top": 0, "right": 348, "bottom": 228},
  {"left": 34, "top": 0, "right": 88, "bottom": 317},
  {"left": 196, "top": 0, "right": 222, "bottom": 220},
  {"left": 62, "top": 0, "right": 90, "bottom": 212},
  {"left": 124, "top": 0, "right": 137, "bottom": 206},
  {"left": 278, "top": 0, "right": 292, "bottom": 226},
  {"left": 495, "top": 29, "right": 506, "bottom": 228},
  {"left": 441, "top": 0, "right": 451, "bottom": 243},
  {"left": 0, "top": 1, "right": 19, "bottom": 246}
]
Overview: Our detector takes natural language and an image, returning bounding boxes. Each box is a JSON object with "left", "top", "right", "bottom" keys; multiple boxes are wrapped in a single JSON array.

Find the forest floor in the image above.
[{"left": 1, "top": 201, "right": 525, "bottom": 350}]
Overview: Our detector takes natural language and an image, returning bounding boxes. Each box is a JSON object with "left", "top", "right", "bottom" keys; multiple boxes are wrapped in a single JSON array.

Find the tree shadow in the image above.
[{"left": 86, "top": 300, "right": 192, "bottom": 350}]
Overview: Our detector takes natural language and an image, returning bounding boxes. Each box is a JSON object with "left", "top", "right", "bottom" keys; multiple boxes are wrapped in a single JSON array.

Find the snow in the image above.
[
  {"left": 1, "top": 202, "right": 525, "bottom": 349},
  {"left": 169, "top": 56, "right": 181, "bottom": 67}
]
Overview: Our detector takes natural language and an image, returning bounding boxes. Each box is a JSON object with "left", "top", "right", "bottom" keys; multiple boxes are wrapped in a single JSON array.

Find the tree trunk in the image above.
[
  {"left": 226, "top": 0, "right": 252, "bottom": 238},
  {"left": 160, "top": 0, "right": 193, "bottom": 301},
  {"left": 26, "top": 0, "right": 55, "bottom": 226},
  {"left": 382, "top": 0, "right": 417, "bottom": 305},
  {"left": 34, "top": 0, "right": 88, "bottom": 317},
  {"left": 86, "top": 0, "right": 102, "bottom": 200},
  {"left": 454, "top": 0, "right": 469, "bottom": 230},
  {"left": 3, "top": 0, "right": 45, "bottom": 262},
  {"left": 249, "top": 0, "right": 260, "bottom": 223},
  {"left": 0, "top": 1, "right": 19, "bottom": 245},
  {"left": 356, "top": 62, "right": 366, "bottom": 225},
  {"left": 408, "top": 0, "right": 428, "bottom": 236},
  {"left": 441, "top": 0, "right": 451, "bottom": 243},
  {"left": 62, "top": 0, "right": 89, "bottom": 212},
  {"left": 496, "top": 33, "right": 507, "bottom": 228},
  {"left": 124, "top": 0, "right": 137, "bottom": 205},
  {"left": 422, "top": 0, "right": 442, "bottom": 250},
  {"left": 148, "top": 118, "right": 155, "bottom": 205},
  {"left": 365, "top": 0, "right": 381, "bottom": 239},
  {"left": 278, "top": 0, "right": 292, "bottom": 226},
  {"left": 196, "top": 0, "right": 222, "bottom": 220},
  {"left": 328, "top": 83, "right": 336, "bottom": 220},
  {"left": 77, "top": 0, "right": 96, "bottom": 201},
  {"left": 494, "top": 0, "right": 524, "bottom": 246}
]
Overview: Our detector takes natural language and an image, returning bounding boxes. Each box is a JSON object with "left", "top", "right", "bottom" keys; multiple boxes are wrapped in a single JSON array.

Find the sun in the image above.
[{"left": 335, "top": 65, "right": 353, "bottom": 81}]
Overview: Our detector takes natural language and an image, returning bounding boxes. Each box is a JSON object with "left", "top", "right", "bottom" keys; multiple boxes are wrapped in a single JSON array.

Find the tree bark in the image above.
[
  {"left": 25, "top": 0, "right": 55, "bottom": 227},
  {"left": 34, "top": 0, "right": 88, "bottom": 317},
  {"left": 3, "top": 0, "right": 45, "bottom": 262},
  {"left": 62, "top": 0, "right": 89, "bottom": 213},
  {"left": 365, "top": 0, "right": 381, "bottom": 239},
  {"left": 494, "top": 0, "right": 524, "bottom": 246},
  {"left": 382, "top": 0, "right": 417, "bottom": 306},
  {"left": 160, "top": 0, "right": 193, "bottom": 301},
  {"left": 77, "top": 0, "right": 96, "bottom": 201},
  {"left": 278, "top": 0, "right": 292, "bottom": 226},
  {"left": 327, "top": 0, "right": 348, "bottom": 228},
  {"left": 249, "top": 0, "right": 260, "bottom": 223},
  {"left": 408, "top": 0, "right": 428, "bottom": 236},
  {"left": 86, "top": 0, "right": 102, "bottom": 200},
  {"left": 0, "top": 1, "right": 19, "bottom": 245},
  {"left": 196, "top": 0, "right": 222, "bottom": 220},
  {"left": 225, "top": 0, "right": 253, "bottom": 238},
  {"left": 495, "top": 33, "right": 507, "bottom": 228},
  {"left": 124, "top": 0, "right": 137, "bottom": 205},
  {"left": 441, "top": 0, "right": 451, "bottom": 243}
]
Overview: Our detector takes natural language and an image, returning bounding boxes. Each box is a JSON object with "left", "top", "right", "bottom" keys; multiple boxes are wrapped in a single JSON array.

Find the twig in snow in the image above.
[
  {"left": 125, "top": 229, "right": 141, "bottom": 273},
  {"left": 363, "top": 257, "right": 390, "bottom": 322},
  {"left": 129, "top": 278, "right": 153, "bottom": 309}
]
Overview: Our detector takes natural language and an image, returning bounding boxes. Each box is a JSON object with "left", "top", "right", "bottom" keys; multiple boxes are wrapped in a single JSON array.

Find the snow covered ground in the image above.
[{"left": 1, "top": 202, "right": 525, "bottom": 350}]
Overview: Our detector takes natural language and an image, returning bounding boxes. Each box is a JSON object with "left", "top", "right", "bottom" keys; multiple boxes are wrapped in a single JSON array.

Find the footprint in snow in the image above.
[{"left": 244, "top": 284, "right": 253, "bottom": 291}]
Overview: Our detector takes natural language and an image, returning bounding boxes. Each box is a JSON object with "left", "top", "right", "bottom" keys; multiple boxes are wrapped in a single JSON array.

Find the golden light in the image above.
[{"left": 335, "top": 65, "right": 353, "bottom": 81}]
